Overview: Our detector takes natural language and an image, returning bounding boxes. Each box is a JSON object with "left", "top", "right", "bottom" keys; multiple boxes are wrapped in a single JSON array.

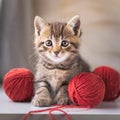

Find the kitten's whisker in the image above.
[{"left": 28, "top": 52, "right": 38, "bottom": 68}]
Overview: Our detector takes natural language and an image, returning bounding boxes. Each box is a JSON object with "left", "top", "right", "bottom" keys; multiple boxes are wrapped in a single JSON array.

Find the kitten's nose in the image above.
[{"left": 54, "top": 51, "right": 59, "bottom": 56}]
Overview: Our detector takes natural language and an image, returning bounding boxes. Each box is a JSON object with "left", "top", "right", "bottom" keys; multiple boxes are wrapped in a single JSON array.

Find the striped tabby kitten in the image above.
[{"left": 32, "top": 15, "right": 90, "bottom": 106}]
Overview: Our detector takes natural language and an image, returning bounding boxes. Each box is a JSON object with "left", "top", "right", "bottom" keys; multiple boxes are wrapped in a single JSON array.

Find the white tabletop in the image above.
[{"left": 0, "top": 89, "right": 120, "bottom": 115}]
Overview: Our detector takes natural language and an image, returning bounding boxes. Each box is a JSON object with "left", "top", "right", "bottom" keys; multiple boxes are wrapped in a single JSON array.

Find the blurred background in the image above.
[{"left": 0, "top": 0, "right": 120, "bottom": 83}]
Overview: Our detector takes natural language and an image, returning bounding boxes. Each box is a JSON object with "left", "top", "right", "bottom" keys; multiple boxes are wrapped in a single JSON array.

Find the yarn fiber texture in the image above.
[
  {"left": 68, "top": 72, "right": 105, "bottom": 108},
  {"left": 2, "top": 68, "right": 34, "bottom": 102},
  {"left": 93, "top": 66, "right": 120, "bottom": 101}
]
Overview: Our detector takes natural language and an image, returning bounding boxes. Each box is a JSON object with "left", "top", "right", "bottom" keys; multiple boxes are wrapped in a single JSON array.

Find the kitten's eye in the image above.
[
  {"left": 61, "top": 40, "right": 69, "bottom": 47},
  {"left": 45, "top": 40, "right": 52, "bottom": 47}
]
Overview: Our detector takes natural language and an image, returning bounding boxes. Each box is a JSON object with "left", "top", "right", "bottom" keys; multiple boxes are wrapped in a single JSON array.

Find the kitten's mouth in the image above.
[
  {"left": 46, "top": 53, "right": 69, "bottom": 63},
  {"left": 54, "top": 55, "right": 60, "bottom": 58},
  {"left": 52, "top": 55, "right": 63, "bottom": 59}
]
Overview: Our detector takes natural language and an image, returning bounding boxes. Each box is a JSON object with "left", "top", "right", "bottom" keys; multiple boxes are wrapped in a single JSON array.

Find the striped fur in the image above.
[{"left": 32, "top": 16, "right": 90, "bottom": 106}]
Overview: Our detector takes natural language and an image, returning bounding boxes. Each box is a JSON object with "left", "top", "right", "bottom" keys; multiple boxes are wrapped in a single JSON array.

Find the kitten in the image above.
[{"left": 31, "top": 15, "right": 90, "bottom": 107}]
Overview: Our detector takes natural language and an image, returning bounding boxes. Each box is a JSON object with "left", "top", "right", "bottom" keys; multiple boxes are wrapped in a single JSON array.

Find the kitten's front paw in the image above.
[
  {"left": 31, "top": 95, "right": 52, "bottom": 107},
  {"left": 57, "top": 97, "right": 69, "bottom": 105}
]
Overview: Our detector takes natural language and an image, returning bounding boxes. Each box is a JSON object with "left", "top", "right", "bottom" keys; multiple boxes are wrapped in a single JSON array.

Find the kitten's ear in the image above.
[
  {"left": 67, "top": 15, "right": 81, "bottom": 36},
  {"left": 34, "top": 16, "right": 47, "bottom": 36}
]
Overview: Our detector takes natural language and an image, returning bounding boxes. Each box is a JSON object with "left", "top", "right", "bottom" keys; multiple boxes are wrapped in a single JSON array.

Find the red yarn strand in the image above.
[
  {"left": 22, "top": 106, "right": 63, "bottom": 120},
  {"left": 49, "top": 108, "right": 71, "bottom": 120},
  {"left": 22, "top": 105, "right": 90, "bottom": 120}
]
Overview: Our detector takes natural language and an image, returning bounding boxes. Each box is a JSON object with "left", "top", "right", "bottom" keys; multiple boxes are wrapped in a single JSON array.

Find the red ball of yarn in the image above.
[
  {"left": 2, "top": 68, "right": 34, "bottom": 102},
  {"left": 93, "top": 66, "right": 120, "bottom": 101},
  {"left": 68, "top": 72, "right": 105, "bottom": 108}
]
